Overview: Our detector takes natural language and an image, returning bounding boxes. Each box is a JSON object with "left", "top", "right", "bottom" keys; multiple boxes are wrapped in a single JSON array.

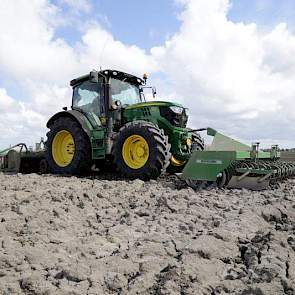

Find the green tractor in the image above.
[{"left": 46, "top": 69, "right": 204, "bottom": 179}]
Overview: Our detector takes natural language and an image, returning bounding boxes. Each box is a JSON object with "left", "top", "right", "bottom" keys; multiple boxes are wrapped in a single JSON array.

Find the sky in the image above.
[{"left": 1, "top": 0, "right": 295, "bottom": 149}]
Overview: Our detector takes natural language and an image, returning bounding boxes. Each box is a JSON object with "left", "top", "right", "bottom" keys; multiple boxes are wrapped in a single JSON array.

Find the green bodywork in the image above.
[
  {"left": 183, "top": 151, "right": 236, "bottom": 181},
  {"left": 123, "top": 101, "right": 193, "bottom": 161},
  {"left": 182, "top": 150, "right": 275, "bottom": 182},
  {"left": 47, "top": 110, "right": 106, "bottom": 159},
  {"left": 47, "top": 101, "right": 193, "bottom": 161},
  {"left": 47, "top": 70, "right": 195, "bottom": 163}
]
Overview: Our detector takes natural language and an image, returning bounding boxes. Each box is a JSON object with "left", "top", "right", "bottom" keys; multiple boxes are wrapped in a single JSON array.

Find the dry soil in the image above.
[{"left": 0, "top": 173, "right": 294, "bottom": 295}]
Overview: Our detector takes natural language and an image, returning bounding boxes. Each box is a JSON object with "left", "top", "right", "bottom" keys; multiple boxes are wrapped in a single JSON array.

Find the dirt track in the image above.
[{"left": 0, "top": 173, "right": 294, "bottom": 295}]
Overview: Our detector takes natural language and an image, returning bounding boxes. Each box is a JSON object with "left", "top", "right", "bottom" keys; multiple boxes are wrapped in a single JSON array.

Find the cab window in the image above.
[
  {"left": 72, "top": 79, "right": 103, "bottom": 114},
  {"left": 110, "top": 78, "right": 141, "bottom": 106}
]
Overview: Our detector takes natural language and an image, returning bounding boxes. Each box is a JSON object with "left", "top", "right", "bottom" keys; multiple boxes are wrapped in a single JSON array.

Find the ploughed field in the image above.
[{"left": 0, "top": 173, "right": 294, "bottom": 295}]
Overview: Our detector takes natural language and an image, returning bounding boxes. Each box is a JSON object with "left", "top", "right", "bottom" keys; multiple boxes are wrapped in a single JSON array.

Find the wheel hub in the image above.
[
  {"left": 170, "top": 155, "right": 186, "bottom": 167},
  {"left": 136, "top": 145, "right": 145, "bottom": 157},
  {"left": 52, "top": 130, "right": 75, "bottom": 167},
  {"left": 122, "top": 135, "right": 149, "bottom": 169}
]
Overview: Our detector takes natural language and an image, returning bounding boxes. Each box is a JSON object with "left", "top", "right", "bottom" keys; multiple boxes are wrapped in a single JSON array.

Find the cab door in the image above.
[{"left": 72, "top": 77, "right": 107, "bottom": 159}]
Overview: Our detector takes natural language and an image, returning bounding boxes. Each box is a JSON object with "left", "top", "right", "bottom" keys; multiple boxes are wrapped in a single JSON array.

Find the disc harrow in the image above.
[{"left": 182, "top": 128, "right": 295, "bottom": 191}]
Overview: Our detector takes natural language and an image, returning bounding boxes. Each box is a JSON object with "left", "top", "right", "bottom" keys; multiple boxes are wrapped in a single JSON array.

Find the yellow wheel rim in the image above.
[
  {"left": 122, "top": 135, "right": 149, "bottom": 169},
  {"left": 170, "top": 155, "right": 186, "bottom": 167},
  {"left": 52, "top": 130, "right": 75, "bottom": 167}
]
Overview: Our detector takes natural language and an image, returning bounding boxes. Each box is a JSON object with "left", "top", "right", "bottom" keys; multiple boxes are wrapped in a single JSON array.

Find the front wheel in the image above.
[
  {"left": 112, "top": 121, "right": 171, "bottom": 180},
  {"left": 168, "top": 131, "right": 205, "bottom": 173},
  {"left": 167, "top": 155, "right": 187, "bottom": 174}
]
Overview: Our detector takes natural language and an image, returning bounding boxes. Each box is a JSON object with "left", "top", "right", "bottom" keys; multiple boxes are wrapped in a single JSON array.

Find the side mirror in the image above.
[{"left": 89, "top": 71, "right": 99, "bottom": 83}]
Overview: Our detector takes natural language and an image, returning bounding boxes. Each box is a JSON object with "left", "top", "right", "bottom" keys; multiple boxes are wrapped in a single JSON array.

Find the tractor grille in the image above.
[
  {"left": 159, "top": 106, "right": 188, "bottom": 128},
  {"left": 141, "top": 107, "right": 151, "bottom": 117}
]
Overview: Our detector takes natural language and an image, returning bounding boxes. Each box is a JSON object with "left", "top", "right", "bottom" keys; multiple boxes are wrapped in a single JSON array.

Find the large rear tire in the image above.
[
  {"left": 46, "top": 117, "right": 91, "bottom": 175},
  {"left": 112, "top": 121, "right": 171, "bottom": 180}
]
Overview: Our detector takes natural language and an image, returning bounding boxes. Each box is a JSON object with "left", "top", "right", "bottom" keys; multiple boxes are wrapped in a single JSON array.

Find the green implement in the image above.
[
  {"left": 0, "top": 143, "right": 27, "bottom": 172},
  {"left": 182, "top": 128, "right": 295, "bottom": 190},
  {"left": 0, "top": 141, "right": 47, "bottom": 174}
]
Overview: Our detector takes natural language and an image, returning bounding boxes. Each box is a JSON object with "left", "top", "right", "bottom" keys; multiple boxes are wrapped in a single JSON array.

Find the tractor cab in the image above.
[{"left": 70, "top": 70, "right": 145, "bottom": 119}]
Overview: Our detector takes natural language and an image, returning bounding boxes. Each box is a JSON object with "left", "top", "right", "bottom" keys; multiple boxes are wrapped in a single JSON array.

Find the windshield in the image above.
[{"left": 110, "top": 78, "right": 141, "bottom": 106}]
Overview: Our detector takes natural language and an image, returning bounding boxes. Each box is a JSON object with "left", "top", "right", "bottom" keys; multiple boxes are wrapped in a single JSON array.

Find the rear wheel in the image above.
[
  {"left": 46, "top": 117, "right": 91, "bottom": 175},
  {"left": 112, "top": 121, "right": 171, "bottom": 180}
]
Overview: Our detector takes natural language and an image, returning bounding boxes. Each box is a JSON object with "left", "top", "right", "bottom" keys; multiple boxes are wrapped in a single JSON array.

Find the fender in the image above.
[{"left": 46, "top": 110, "right": 95, "bottom": 137}]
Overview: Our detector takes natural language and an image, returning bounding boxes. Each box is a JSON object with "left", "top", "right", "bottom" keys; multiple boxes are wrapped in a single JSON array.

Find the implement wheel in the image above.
[
  {"left": 46, "top": 117, "right": 91, "bottom": 175},
  {"left": 112, "top": 121, "right": 171, "bottom": 180}
]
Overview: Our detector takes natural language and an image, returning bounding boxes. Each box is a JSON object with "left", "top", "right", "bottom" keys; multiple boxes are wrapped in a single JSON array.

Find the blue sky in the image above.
[
  {"left": 51, "top": 0, "right": 295, "bottom": 50},
  {"left": 229, "top": 0, "right": 295, "bottom": 30},
  {"left": 52, "top": 0, "right": 182, "bottom": 49}
]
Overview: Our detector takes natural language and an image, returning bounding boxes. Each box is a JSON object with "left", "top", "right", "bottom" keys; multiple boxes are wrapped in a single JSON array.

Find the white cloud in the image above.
[
  {"left": 1, "top": 0, "right": 295, "bottom": 149},
  {"left": 0, "top": 0, "right": 79, "bottom": 83},
  {"left": 151, "top": 0, "right": 295, "bottom": 144},
  {"left": 78, "top": 25, "right": 158, "bottom": 75},
  {"left": 0, "top": 88, "right": 14, "bottom": 109},
  {"left": 0, "top": 88, "right": 45, "bottom": 147}
]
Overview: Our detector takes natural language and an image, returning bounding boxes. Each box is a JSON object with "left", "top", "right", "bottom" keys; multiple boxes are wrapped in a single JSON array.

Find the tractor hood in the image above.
[
  {"left": 123, "top": 100, "right": 188, "bottom": 129},
  {"left": 125, "top": 101, "right": 184, "bottom": 110}
]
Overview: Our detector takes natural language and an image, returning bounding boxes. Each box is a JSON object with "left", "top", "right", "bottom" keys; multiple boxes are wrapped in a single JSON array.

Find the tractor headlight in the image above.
[{"left": 169, "top": 106, "right": 183, "bottom": 114}]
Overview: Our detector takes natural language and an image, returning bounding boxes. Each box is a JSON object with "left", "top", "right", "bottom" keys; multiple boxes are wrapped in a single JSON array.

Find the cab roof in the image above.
[{"left": 70, "top": 69, "right": 144, "bottom": 87}]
